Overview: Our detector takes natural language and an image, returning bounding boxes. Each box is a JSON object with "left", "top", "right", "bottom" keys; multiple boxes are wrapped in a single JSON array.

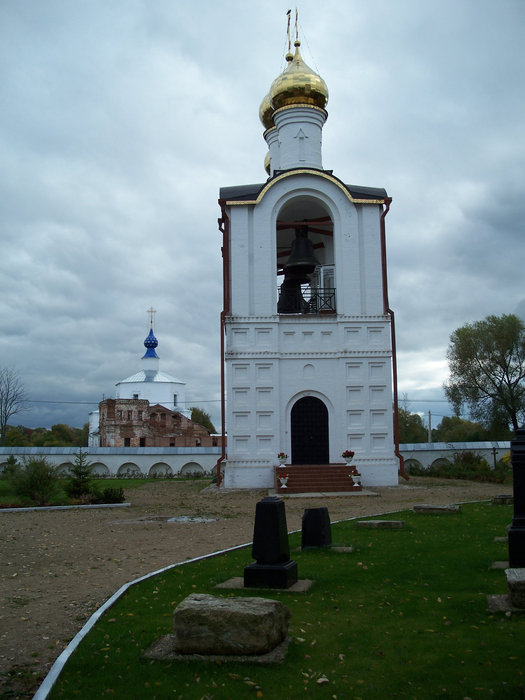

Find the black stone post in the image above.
[
  {"left": 509, "top": 428, "right": 525, "bottom": 567},
  {"left": 301, "top": 507, "right": 332, "bottom": 549},
  {"left": 244, "top": 496, "right": 298, "bottom": 588}
]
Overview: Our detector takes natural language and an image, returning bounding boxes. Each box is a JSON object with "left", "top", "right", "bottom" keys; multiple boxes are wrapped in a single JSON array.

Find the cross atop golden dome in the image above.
[
  {"left": 268, "top": 38, "right": 328, "bottom": 112},
  {"left": 259, "top": 11, "right": 328, "bottom": 130}
]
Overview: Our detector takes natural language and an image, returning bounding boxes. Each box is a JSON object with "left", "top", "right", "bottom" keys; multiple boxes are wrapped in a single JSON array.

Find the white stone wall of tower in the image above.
[
  {"left": 272, "top": 106, "right": 325, "bottom": 171},
  {"left": 265, "top": 128, "right": 280, "bottom": 175},
  {"left": 264, "top": 107, "right": 326, "bottom": 175},
  {"left": 224, "top": 171, "right": 398, "bottom": 488},
  {"left": 227, "top": 175, "right": 386, "bottom": 317}
]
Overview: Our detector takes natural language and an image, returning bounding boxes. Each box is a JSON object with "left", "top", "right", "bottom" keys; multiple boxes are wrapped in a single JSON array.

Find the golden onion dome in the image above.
[
  {"left": 264, "top": 151, "right": 270, "bottom": 175},
  {"left": 259, "top": 92, "right": 274, "bottom": 130},
  {"left": 269, "top": 40, "right": 328, "bottom": 111}
]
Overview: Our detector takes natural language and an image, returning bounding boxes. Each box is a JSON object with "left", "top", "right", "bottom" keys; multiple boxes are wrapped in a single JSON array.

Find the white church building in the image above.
[
  {"left": 88, "top": 320, "right": 190, "bottom": 446},
  {"left": 218, "top": 31, "right": 402, "bottom": 488}
]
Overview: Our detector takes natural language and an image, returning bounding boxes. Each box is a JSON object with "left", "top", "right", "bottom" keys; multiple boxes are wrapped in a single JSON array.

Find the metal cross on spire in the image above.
[
  {"left": 147, "top": 306, "right": 156, "bottom": 328},
  {"left": 286, "top": 9, "right": 299, "bottom": 53}
]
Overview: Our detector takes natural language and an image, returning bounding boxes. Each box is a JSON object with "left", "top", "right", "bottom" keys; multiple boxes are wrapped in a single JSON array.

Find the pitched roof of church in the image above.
[
  {"left": 118, "top": 369, "right": 184, "bottom": 385},
  {"left": 219, "top": 176, "right": 387, "bottom": 203}
]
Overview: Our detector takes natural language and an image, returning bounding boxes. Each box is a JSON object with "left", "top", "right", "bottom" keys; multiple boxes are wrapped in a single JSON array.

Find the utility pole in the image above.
[{"left": 427, "top": 411, "right": 432, "bottom": 443}]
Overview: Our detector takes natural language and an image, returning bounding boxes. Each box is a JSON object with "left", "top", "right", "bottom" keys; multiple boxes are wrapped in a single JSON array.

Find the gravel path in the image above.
[{"left": 0, "top": 477, "right": 510, "bottom": 696}]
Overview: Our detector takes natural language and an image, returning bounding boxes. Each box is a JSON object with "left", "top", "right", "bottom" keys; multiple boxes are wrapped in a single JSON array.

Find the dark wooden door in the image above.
[{"left": 291, "top": 396, "right": 329, "bottom": 464}]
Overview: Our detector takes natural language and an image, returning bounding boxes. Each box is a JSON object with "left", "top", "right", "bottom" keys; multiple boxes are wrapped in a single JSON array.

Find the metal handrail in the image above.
[{"left": 277, "top": 285, "right": 336, "bottom": 314}]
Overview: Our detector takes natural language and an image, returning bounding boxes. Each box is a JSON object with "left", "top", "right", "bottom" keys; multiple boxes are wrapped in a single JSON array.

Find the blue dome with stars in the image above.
[{"left": 142, "top": 327, "right": 159, "bottom": 359}]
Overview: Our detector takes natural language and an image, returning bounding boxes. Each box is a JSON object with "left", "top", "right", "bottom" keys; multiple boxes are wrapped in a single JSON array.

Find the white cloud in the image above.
[{"left": 1, "top": 0, "right": 524, "bottom": 430}]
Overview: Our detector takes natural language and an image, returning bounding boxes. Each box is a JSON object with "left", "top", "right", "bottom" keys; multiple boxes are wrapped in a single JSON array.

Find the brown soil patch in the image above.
[{"left": 0, "top": 477, "right": 510, "bottom": 696}]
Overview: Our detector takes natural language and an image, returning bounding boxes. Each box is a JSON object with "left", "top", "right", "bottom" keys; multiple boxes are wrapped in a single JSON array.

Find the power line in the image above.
[
  {"left": 403, "top": 399, "right": 451, "bottom": 403},
  {"left": 25, "top": 399, "right": 222, "bottom": 406},
  {"left": 26, "top": 400, "right": 99, "bottom": 405}
]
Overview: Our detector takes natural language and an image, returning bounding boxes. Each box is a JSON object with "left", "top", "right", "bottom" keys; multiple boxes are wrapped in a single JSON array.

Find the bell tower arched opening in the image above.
[{"left": 276, "top": 197, "right": 335, "bottom": 315}]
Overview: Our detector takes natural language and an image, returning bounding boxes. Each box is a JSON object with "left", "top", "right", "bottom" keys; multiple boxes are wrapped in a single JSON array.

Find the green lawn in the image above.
[{"left": 46, "top": 503, "right": 524, "bottom": 699}]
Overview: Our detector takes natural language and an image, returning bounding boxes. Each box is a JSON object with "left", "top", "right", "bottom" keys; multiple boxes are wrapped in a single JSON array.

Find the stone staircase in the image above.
[{"left": 274, "top": 464, "right": 362, "bottom": 495}]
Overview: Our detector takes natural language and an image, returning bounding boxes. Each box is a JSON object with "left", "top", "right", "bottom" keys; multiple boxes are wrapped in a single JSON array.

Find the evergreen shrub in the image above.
[
  {"left": 64, "top": 449, "right": 95, "bottom": 499},
  {"left": 90, "top": 487, "right": 126, "bottom": 504},
  {"left": 11, "top": 457, "right": 60, "bottom": 506}
]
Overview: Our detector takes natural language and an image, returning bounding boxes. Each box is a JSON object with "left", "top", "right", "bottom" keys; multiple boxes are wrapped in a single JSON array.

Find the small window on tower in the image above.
[
  {"left": 140, "top": 437, "right": 146, "bottom": 447},
  {"left": 127, "top": 411, "right": 132, "bottom": 421},
  {"left": 133, "top": 393, "right": 139, "bottom": 400},
  {"left": 174, "top": 394, "right": 178, "bottom": 406},
  {"left": 124, "top": 437, "right": 130, "bottom": 447}
]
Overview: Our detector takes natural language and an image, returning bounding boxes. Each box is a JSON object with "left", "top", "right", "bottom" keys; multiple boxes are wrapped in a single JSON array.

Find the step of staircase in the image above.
[{"left": 275, "top": 464, "right": 362, "bottom": 494}]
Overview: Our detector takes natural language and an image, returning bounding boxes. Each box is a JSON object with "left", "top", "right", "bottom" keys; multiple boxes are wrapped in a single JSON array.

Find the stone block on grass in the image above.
[
  {"left": 492, "top": 495, "right": 513, "bottom": 505},
  {"left": 302, "top": 507, "right": 332, "bottom": 549},
  {"left": 413, "top": 504, "right": 460, "bottom": 514},
  {"left": 357, "top": 520, "right": 405, "bottom": 529},
  {"left": 505, "top": 568, "right": 525, "bottom": 609},
  {"left": 172, "top": 593, "right": 291, "bottom": 655}
]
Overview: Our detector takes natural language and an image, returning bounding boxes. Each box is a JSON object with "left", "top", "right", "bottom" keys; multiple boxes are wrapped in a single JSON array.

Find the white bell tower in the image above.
[{"left": 218, "top": 25, "right": 401, "bottom": 488}]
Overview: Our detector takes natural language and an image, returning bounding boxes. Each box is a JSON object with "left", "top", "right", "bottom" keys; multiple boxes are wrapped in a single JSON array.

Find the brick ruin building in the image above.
[{"left": 98, "top": 398, "right": 219, "bottom": 448}]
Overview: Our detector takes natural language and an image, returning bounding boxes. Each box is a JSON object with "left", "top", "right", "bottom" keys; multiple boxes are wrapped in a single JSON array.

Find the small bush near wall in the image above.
[
  {"left": 406, "top": 450, "right": 511, "bottom": 483},
  {"left": 10, "top": 458, "right": 60, "bottom": 506},
  {"left": 90, "top": 487, "right": 126, "bottom": 504},
  {"left": 0, "top": 455, "right": 20, "bottom": 480}
]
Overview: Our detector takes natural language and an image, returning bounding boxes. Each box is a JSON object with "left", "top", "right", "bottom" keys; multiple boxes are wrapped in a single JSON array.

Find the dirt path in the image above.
[{"left": 0, "top": 477, "right": 511, "bottom": 696}]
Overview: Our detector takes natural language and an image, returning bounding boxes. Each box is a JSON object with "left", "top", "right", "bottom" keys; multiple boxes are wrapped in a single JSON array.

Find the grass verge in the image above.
[
  {"left": 47, "top": 503, "right": 523, "bottom": 699},
  {"left": 0, "top": 477, "right": 209, "bottom": 507}
]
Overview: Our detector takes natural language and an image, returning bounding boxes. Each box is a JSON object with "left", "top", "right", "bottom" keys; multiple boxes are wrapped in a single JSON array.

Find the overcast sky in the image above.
[{"left": 1, "top": 0, "right": 524, "bottom": 432}]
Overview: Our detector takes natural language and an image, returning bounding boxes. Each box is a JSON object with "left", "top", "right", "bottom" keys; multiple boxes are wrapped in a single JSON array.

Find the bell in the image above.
[
  {"left": 277, "top": 271, "right": 310, "bottom": 313},
  {"left": 278, "top": 225, "right": 319, "bottom": 314},
  {"left": 283, "top": 225, "right": 320, "bottom": 278}
]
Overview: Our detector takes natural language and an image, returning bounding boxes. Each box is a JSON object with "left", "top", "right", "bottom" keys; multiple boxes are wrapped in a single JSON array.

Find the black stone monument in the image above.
[
  {"left": 301, "top": 507, "right": 332, "bottom": 549},
  {"left": 509, "top": 428, "right": 525, "bottom": 567},
  {"left": 244, "top": 496, "right": 298, "bottom": 589}
]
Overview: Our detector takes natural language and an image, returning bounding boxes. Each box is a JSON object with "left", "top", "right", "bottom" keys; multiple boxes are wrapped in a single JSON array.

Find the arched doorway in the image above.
[{"left": 291, "top": 396, "right": 329, "bottom": 464}]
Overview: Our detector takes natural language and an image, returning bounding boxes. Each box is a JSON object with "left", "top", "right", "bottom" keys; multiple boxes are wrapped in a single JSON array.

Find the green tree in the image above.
[
  {"left": 43, "top": 423, "right": 77, "bottom": 446},
  {"left": 79, "top": 422, "right": 89, "bottom": 446},
  {"left": 0, "top": 455, "right": 20, "bottom": 480},
  {"left": 445, "top": 314, "right": 525, "bottom": 432},
  {"left": 0, "top": 368, "right": 29, "bottom": 446},
  {"left": 190, "top": 407, "right": 217, "bottom": 433},
  {"left": 4, "top": 425, "right": 33, "bottom": 446},
  {"left": 65, "top": 449, "right": 94, "bottom": 500},
  {"left": 4, "top": 423, "right": 90, "bottom": 447},
  {"left": 11, "top": 458, "right": 59, "bottom": 506},
  {"left": 431, "top": 416, "right": 488, "bottom": 442},
  {"left": 28, "top": 427, "right": 51, "bottom": 446},
  {"left": 397, "top": 408, "right": 428, "bottom": 443}
]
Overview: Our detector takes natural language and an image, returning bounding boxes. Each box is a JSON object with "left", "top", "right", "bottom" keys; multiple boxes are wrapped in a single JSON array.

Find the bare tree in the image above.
[{"left": 0, "top": 368, "right": 29, "bottom": 446}]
